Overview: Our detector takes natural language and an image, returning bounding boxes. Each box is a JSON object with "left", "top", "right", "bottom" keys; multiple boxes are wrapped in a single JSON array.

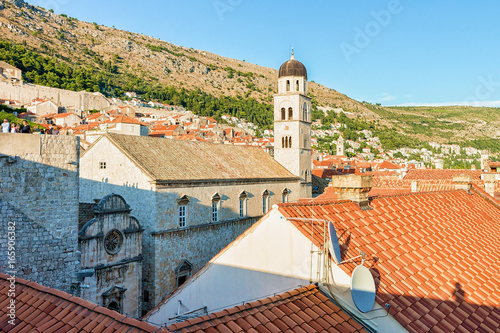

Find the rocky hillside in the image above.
[
  {"left": 0, "top": 0, "right": 378, "bottom": 119},
  {"left": 2, "top": 0, "right": 500, "bottom": 148}
]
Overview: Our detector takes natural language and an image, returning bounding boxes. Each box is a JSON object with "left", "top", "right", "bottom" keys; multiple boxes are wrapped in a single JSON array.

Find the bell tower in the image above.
[{"left": 274, "top": 51, "right": 312, "bottom": 198}]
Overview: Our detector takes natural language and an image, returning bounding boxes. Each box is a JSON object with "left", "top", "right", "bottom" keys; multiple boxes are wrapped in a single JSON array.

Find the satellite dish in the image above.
[
  {"left": 351, "top": 265, "right": 376, "bottom": 313},
  {"left": 328, "top": 222, "right": 342, "bottom": 264}
]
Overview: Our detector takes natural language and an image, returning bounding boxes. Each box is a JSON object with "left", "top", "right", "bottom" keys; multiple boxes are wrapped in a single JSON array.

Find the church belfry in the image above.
[{"left": 274, "top": 51, "right": 312, "bottom": 198}]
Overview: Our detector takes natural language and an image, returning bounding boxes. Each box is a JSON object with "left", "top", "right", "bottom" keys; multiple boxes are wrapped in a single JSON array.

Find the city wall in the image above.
[
  {"left": 0, "top": 133, "right": 80, "bottom": 293},
  {"left": 0, "top": 81, "right": 110, "bottom": 110}
]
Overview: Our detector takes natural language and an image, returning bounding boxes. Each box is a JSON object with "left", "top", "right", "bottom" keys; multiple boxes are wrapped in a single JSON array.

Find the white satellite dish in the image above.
[
  {"left": 328, "top": 222, "right": 342, "bottom": 264},
  {"left": 351, "top": 265, "right": 376, "bottom": 313}
]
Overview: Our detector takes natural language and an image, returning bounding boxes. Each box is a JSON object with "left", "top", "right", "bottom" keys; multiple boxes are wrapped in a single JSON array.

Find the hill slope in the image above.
[
  {"left": 1, "top": 0, "right": 500, "bottom": 148},
  {"left": 0, "top": 0, "right": 377, "bottom": 118}
]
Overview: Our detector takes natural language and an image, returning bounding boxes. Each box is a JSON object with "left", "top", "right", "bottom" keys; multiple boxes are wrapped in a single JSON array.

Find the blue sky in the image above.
[{"left": 26, "top": 0, "right": 500, "bottom": 107}]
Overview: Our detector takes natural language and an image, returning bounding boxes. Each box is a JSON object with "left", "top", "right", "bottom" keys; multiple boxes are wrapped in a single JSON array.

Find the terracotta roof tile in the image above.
[
  {"left": 166, "top": 285, "right": 366, "bottom": 332},
  {"left": 278, "top": 187, "right": 500, "bottom": 333},
  {"left": 0, "top": 274, "right": 168, "bottom": 332},
  {"left": 85, "top": 134, "right": 297, "bottom": 182}
]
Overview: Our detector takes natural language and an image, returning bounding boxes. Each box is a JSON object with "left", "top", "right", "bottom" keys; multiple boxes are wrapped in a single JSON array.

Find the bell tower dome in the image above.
[{"left": 274, "top": 51, "right": 312, "bottom": 198}]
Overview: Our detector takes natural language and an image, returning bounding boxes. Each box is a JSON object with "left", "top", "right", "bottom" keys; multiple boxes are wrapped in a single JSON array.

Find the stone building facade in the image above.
[
  {"left": 0, "top": 133, "right": 80, "bottom": 293},
  {"left": 79, "top": 133, "right": 301, "bottom": 312},
  {"left": 79, "top": 194, "right": 143, "bottom": 318}
]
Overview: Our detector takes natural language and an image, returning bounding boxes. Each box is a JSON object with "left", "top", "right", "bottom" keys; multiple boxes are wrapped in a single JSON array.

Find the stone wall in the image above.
[
  {"left": 0, "top": 81, "right": 111, "bottom": 110},
  {"left": 0, "top": 133, "right": 80, "bottom": 293},
  {"left": 151, "top": 216, "right": 259, "bottom": 308}
]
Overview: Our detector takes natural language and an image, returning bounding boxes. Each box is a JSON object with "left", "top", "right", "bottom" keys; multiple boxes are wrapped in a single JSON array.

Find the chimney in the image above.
[
  {"left": 483, "top": 173, "right": 496, "bottom": 197},
  {"left": 411, "top": 181, "right": 419, "bottom": 193},
  {"left": 452, "top": 175, "right": 473, "bottom": 193},
  {"left": 331, "top": 175, "right": 372, "bottom": 210}
]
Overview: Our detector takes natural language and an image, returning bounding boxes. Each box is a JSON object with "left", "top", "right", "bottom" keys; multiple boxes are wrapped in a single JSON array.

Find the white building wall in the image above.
[{"left": 145, "top": 208, "right": 321, "bottom": 325}]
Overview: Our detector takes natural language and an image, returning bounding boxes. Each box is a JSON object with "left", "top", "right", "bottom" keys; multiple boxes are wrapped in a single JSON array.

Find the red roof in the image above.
[
  {"left": 376, "top": 160, "right": 402, "bottom": 170},
  {"left": 51, "top": 112, "right": 77, "bottom": 119},
  {"left": 167, "top": 285, "right": 366, "bottom": 333},
  {"left": 0, "top": 273, "right": 168, "bottom": 332},
  {"left": 404, "top": 169, "right": 483, "bottom": 180},
  {"left": 279, "top": 188, "right": 500, "bottom": 333},
  {"left": 108, "top": 115, "right": 146, "bottom": 125}
]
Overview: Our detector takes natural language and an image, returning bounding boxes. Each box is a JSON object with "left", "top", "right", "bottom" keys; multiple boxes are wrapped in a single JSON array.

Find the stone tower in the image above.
[
  {"left": 274, "top": 52, "right": 312, "bottom": 198},
  {"left": 336, "top": 135, "right": 345, "bottom": 156}
]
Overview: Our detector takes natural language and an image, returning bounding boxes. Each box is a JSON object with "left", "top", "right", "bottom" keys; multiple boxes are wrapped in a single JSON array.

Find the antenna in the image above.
[{"left": 350, "top": 265, "right": 376, "bottom": 313}]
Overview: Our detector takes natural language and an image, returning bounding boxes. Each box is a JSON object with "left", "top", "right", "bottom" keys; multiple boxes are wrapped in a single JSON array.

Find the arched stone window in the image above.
[
  {"left": 281, "top": 108, "right": 286, "bottom": 120},
  {"left": 288, "top": 107, "right": 293, "bottom": 120},
  {"left": 177, "top": 195, "right": 190, "bottom": 228},
  {"left": 296, "top": 80, "right": 299, "bottom": 91},
  {"left": 262, "top": 189, "right": 270, "bottom": 214},
  {"left": 288, "top": 136, "right": 292, "bottom": 148},
  {"left": 175, "top": 260, "right": 193, "bottom": 287},
  {"left": 303, "top": 102, "right": 308, "bottom": 122},
  {"left": 282, "top": 188, "right": 290, "bottom": 203},
  {"left": 102, "top": 286, "right": 126, "bottom": 314},
  {"left": 286, "top": 80, "right": 290, "bottom": 91},
  {"left": 239, "top": 191, "right": 247, "bottom": 218},
  {"left": 211, "top": 193, "right": 221, "bottom": 223}
]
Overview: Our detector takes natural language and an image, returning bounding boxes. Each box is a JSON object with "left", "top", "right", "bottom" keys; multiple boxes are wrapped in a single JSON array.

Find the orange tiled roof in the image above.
[
  {"left": 278, "top": 189, "right": 500, "bottom": 333},
  {"left": 404, "top": 169, "right": 483, "bottom": 180},
  {"left": 51, "top": 112, "right": 77, "bottom": 119},
  {"left": 0, "top": 273, "right": 168, "bottom": 332},
  {"left": 167, "top": 285, "right": 366, "bottom": 333},
  {"left": 108, "top": 114, "right": 146, "bottom": 125},
  {"left": 376, "top": 160, "right": 402, "bottom": 170}
]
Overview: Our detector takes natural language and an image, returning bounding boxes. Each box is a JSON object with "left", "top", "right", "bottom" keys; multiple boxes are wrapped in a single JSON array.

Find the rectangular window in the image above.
[
  {"left": 239, "top": 199, "right": 245, "bottom": 218},
  {"left": 212, "top": 201, "right": 218, "bottom": 223},
  {"left": 179, "top": 206, "right": 186, "bottom": 227},
  {"left": 99, "top": 162, "right": 106, "bottom": 169}
]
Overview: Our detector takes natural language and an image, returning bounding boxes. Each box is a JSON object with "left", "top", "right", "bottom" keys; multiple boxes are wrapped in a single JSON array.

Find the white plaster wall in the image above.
[
  {"left": 79, "top": 137, "right": 157, "bottom": 228},
  {"left": 145, "top": 208, "right": 323, "bottom": 325}
]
